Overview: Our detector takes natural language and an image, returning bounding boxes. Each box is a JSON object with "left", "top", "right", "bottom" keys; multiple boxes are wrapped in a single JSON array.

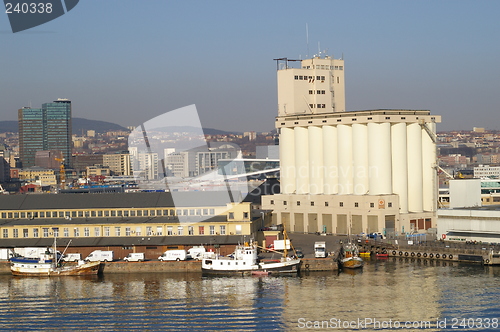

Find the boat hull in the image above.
[
  {"left": 11, "top": 261, "right": 101, "bottom": 276},
  {"left": 202, "top": 259, "right": 301, "bottom": 276},
  {"left": 341, "top": 257, "right": 364, "bottom": 269}
]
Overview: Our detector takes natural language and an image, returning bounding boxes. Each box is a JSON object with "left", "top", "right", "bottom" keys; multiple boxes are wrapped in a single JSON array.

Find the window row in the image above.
[
  {"left": 2, "top": 225, "right": 234, "bottom": 239},
  {"left": 269, "top": 200, "right": 393, "bottom": 208},
  {"left": 309, "top": 90, "right": 326, "bottom": 95},
  {"left": 309, "top": 104, "right": 326, "bottom": 109},
  {"left": 294, "top": 75, "right": 326, "bottom": 81},
  {"left": 0, "top": 208, "right": 217, "bottom": 219},
  {"left": 301, "top": 65, "right": 344, "bottom": 70}
]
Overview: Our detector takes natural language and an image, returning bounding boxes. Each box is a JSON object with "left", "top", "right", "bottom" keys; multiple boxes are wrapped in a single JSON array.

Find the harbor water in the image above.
[{"left": 0, "top": 258, "right": 499, "bottom": 331}]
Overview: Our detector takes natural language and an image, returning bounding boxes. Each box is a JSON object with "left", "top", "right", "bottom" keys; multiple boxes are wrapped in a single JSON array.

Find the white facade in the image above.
[
  {"left": 438, "top": 208, "right": 500, "bottom": 243},
  {"left": 276, "top": 56, "right": 345, "bottom": 116},
  {"left": 449, "top": 179, "right": 482, "bottom": 209},
  {"left": 264, "top": 55, "right": 442, "bottom": 235},
  {"left": 474, "top": 165, "right": 500, "bottom": 179},
  {"left": 134, "top": 152, "right": 159, "bottom": 180},
  {"left": 276, "top": 110, "right": 441, "bottom": 213}
]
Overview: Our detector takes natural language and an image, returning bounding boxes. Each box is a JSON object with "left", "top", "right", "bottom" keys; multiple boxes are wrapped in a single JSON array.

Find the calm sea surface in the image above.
[{"left": 0, "top": 258, "right": 499, "bottom": 331}]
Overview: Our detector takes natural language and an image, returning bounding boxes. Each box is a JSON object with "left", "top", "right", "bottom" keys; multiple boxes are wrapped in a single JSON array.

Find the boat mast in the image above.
[{"left": 52, "top": 227, "right": 58, "bottom": 269}]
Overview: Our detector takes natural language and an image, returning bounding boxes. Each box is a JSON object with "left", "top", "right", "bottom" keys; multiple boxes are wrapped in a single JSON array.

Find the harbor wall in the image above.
[{"left": 0, "top": 258, "right": 339, "bottom": 275}]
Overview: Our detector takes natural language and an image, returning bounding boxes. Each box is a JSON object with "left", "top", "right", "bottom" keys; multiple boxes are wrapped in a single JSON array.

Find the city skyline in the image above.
[{"left": 1, "top": 1, "right": 500, "bottom": 132}]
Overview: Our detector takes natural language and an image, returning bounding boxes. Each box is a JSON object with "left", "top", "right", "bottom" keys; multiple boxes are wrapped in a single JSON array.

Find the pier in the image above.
[{"left": 357, "top": 239, "right": 500, "bottom": 265}]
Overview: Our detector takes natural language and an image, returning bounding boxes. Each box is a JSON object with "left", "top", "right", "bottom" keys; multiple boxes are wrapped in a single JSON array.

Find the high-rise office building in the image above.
[
  {"left": 18, "top": 99, "right": 72, "bottom": 168},
  {"left": 263, "top": 55, "right": 442, "bottom": 235}
]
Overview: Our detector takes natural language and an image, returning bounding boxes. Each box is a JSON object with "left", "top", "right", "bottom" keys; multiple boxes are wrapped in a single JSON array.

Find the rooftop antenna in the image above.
[{"left": 306, "top": 23, "right": 309, "bottom": 58}]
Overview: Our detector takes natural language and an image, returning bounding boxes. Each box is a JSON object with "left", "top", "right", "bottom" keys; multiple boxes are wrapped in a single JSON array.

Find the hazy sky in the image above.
[{"left": 1, "top": 1, "right": 500, "bottom": 132}]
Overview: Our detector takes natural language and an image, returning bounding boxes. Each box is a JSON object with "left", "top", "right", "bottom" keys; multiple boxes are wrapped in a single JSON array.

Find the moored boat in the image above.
[
  {"left": 375, "top": 252, "right": 389, "bottom": 258},
  {"left": 201, "top": 241, "right": 300, "bottom": 276},
  {"left": 10, "top": 257, "right": 101, "bottom": 276},
  {"left": 340, "top": 242, "right": 364, "bottom": 269},
  {"left": 10, "top": 236, "right": 100, "bottom": 277}
]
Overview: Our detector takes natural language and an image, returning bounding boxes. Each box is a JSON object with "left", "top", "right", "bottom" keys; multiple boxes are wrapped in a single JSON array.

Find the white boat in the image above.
[{"left": 201, "top": 241, "right": 300, "bottom": 275}]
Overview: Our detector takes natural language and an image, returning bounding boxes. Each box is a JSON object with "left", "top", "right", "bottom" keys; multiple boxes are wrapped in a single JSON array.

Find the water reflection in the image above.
[{"left": 0, "top": 261, "right": 498, "bottom": 331}]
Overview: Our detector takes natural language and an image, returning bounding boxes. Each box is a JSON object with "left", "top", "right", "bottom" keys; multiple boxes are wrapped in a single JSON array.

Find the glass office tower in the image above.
[{"left": 18, "top": 99, "right": 72, "bottom": 168}]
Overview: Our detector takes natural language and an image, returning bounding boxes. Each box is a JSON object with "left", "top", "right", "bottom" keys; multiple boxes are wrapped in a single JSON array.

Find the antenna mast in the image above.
[{"left": 306, "top": 23, "right": 309, "bottom": 58}]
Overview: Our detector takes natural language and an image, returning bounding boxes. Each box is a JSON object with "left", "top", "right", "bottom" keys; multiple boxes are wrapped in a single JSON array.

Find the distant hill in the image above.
[
  {"left": 72, "top": 118, "right": 128, "bottom": 134},
  {"left": 152, "top": 126, "right": 239, "bottom": 136},
  {"left": 0, "top": 118, "right": 128, "bottom": 134},
  {"left": 0, "top": 118, "right": 241, "bottom": 136}
]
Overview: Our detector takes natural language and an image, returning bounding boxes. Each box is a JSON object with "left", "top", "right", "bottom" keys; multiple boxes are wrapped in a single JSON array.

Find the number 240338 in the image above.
[{"left": 5, "top": 3, "right": 53, "bottom": 14}]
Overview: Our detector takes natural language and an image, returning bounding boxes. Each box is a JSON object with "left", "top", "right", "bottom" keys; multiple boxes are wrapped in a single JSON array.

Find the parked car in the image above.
[
  {"left": 368, "top": 232, "right": 384, "bottom": 240},
  {"left": 295, "top": 247, "right": 304, "bottom": 258}
]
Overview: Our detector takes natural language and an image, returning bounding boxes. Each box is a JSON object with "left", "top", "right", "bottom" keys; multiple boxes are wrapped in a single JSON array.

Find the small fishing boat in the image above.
[
  {"left": 340, "top": 242, "right": 364, "bottom": 269},
  {"left": 10, "top": 237, "right": 100, "bottom": 277},
  {"left": 11, "top": 256, "right": 100, "bottom": 276},
  {"left": 375, "top": 252, "right": 389, "bottom": 258}
]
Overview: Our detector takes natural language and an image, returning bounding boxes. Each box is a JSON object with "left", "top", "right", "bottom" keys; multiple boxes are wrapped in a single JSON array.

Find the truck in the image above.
[
  {"left": 158, "top": 250, "right": 187, "bottom": 261},
  {"left": 187, "top": 246, "right": 206, "bottom": 260},
  {"left": 124, "top": 253, "right": 145, "bottom": 262},
  {"left": 85, "top": 250, "right": 114, "bottom": 262},
  {"left": 314, "top": 242, "right": 327, "bottom": 258},
  {"left": 0, "top": 248, "right": 14, "bottom": 260},
  {"left": 14, "top": 247, "right": 56, "bottom": 259},
  {"left": 273, "top": 239, "right": 291, "bottom": 251},
  {"left": 62, "top": 253, "right": 82, "bottom": 262}
]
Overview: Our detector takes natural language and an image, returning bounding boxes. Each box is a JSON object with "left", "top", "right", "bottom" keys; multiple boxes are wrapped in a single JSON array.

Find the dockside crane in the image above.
[{"left": 55, "top": 158, "right": 66, "bottom": 189}]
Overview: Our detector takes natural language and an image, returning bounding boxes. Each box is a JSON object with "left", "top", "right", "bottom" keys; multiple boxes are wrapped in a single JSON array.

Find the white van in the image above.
[
  {"left": 158, "top": 250, "right": 187, "bottom": 261},
  {"left": 124, "top": 253, "right": 145, "bottom": 262},
  {"left": 85, "top": 250, "right": 114, "bottom": 262},
  {"left": 62, "top": 253, "right": 82, "bottom": 262},
  {"left": 187, "top": 246, "right": 206, "bottom": 260}
]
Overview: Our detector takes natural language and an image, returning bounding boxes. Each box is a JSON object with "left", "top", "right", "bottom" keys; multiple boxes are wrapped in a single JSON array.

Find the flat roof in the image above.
[{"left": 0, "top": 191, "right": 240, "bottom": 210}]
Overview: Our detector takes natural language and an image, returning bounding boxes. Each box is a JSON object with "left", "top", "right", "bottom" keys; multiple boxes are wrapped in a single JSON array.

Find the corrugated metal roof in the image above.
[
  {"left": 0, "top": 215, "right": 228, "bottom": 226},
  {"left": 0, "top": 191, "right": 239, "bottom": 210},
  {"left": 0, "top": 235, "right": 245, "bottom": 248}
]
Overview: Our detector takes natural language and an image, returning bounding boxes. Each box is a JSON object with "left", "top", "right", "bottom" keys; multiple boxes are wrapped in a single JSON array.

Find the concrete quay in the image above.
[
  {"left": 0, "top": 257, "right": 338, "bottom": 275},
  {"left": 357, "top": 239, "right": 495, "bottom": 264}
]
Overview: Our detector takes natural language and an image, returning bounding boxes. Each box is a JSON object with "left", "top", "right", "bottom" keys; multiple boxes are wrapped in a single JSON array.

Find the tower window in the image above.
[
  {"left": 355, "top": 202, "right": 359, "bottom": 207},
  {"left": 311, "top": 202, "right": 314, "bottom": 206},
  {"left": 296, "top": 201, "right": 301, "bottom": 206},
  {"left": 325, "top": 202, "right": 329, "bottom": 207},
  {"left": 309, "top": 90, "right": 314, "bottom": 94},
  {"left": 339, "top": 202, "right": 344, "bottom": 207},
  {"left": 294, "top": 76, "right": 298, "bottom": 80}
]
